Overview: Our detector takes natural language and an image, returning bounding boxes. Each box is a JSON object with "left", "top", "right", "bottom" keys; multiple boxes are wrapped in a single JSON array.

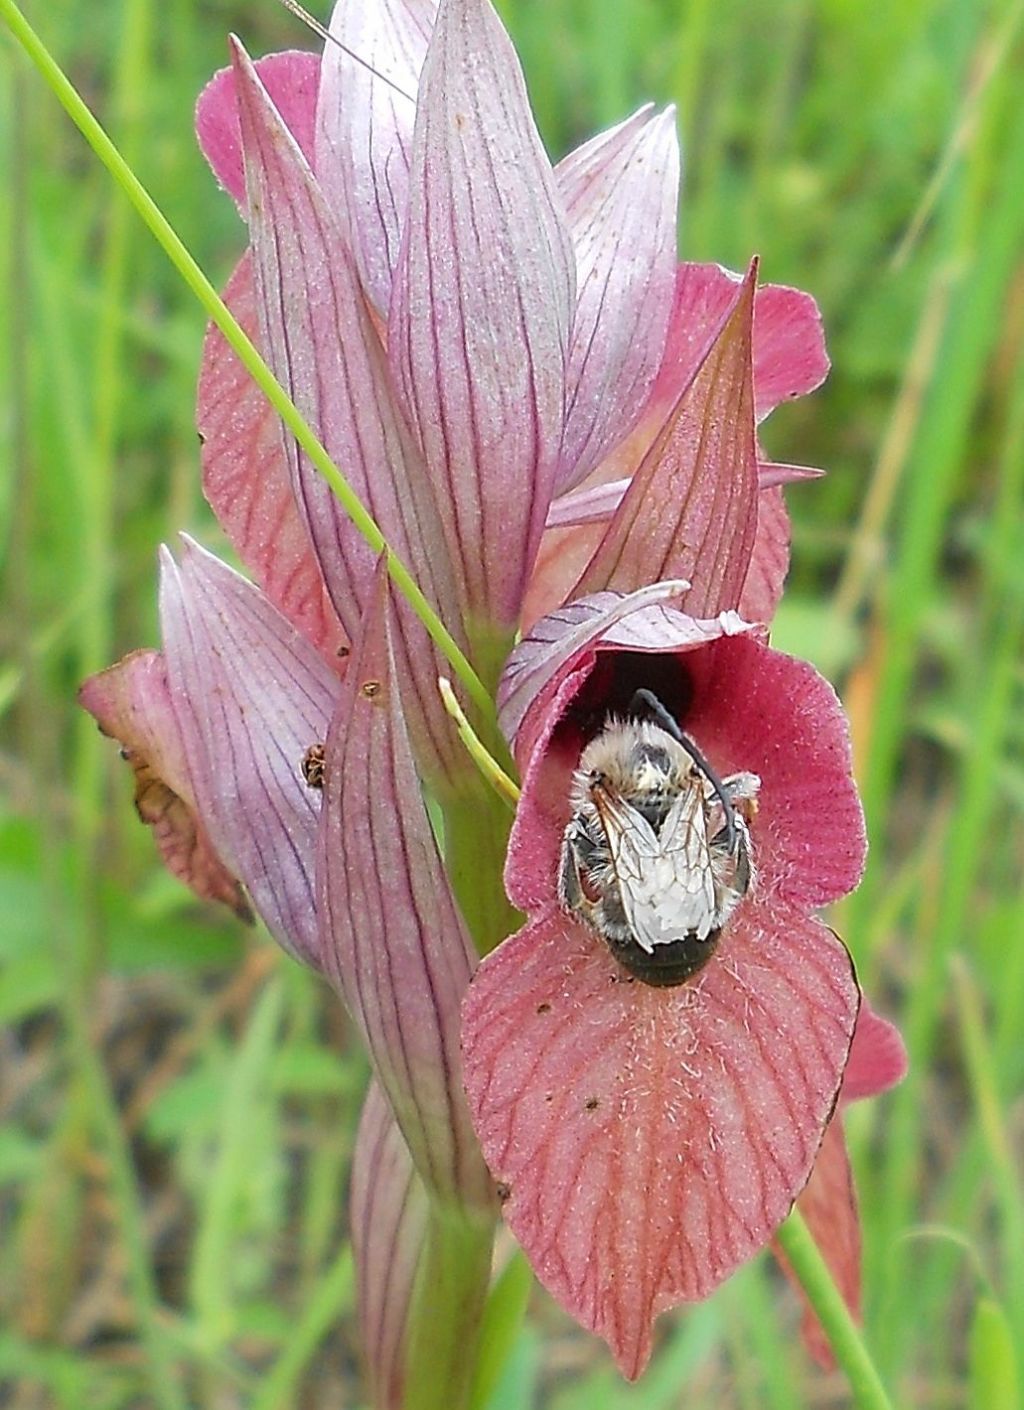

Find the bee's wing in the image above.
[{"left": 593, "top": 785, "right": 717, "bottom": 953}]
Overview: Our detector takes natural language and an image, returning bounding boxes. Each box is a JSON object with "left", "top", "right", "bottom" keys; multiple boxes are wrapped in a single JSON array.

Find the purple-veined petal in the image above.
[
  {"left": 351, "top": 1079, "right": 431, "bottom": 1410},
  {"left": 160, "top": 539, "right": 339, "bottom": 965},
  {"left": 388, "top": 0, "right": 576, "bottom": 632},
  {"left": 197, "top": 253, "right": 348, "bottom": 660},
  {"left": 555, "top": 105, "right": 679, "bottom": 490},
  {"left": 196, "top": 51, "right": 320, "bottom": 213},
  {"left": 79, "top": 650, "right": 251, "bottom": 920},
  {"left": 546, "top": 461, "right": 820, "bottom": 531},
  {"left": 462, "top": 901, "right": 859, "bottom": 1378},
  {"left": 573, "top": 264, "right": 759, "bottom": 619},
  {"left": 738, "top": 484, "right": 789, "bottom": 625},
  {"left": 315, "top": 0, "right": 437, "bottom": 313},
  {"left": 317, "top": 571, "right": 493, "bottom": 1211},
  {"left": 841, "top": 1000, "right": 908, "bottom": 1101},
  {"left": 545, "top": 478, "right": 629, "bottom": 530},
  {"left": 497, "top": 583, "right": 691, "bottom": 752},
  {"left": 232, "top": 40, "right": 466, "bottom": 781}
]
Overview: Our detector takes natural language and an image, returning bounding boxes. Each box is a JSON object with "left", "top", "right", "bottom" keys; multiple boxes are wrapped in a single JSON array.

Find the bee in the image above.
[{"left": 558, "top": 690, "right": 760, "bottom": 987}]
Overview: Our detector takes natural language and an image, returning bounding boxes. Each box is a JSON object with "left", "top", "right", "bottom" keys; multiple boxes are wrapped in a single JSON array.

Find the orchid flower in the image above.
[
  {"left": 463, "top": 593, "right": 907, "bottom": 1376},
  {"left": 77, "top": 0, "right": 904, "bottom": 1401}
]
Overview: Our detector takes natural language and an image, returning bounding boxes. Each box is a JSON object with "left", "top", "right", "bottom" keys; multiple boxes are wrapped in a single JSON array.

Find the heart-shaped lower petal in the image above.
[{"left": 462, "top": 902, "right": 859, "bottom": 1377}]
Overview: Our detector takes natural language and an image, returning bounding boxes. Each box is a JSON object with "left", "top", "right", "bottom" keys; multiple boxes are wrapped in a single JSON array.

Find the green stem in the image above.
[
  {"left": 774, "top": 1209, "right": 896, "bottom": 1410},
  {"left": 0, "top": 0, "right": 493, "bottom": 727},
  {"left": 404, "top": 1209, "right": 494, "bottom": 1410}
]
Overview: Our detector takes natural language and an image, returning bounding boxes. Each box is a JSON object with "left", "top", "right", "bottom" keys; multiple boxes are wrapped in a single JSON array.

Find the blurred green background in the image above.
[{"left": 1, "top": 0, "right": 1022, "bottom": 1405}]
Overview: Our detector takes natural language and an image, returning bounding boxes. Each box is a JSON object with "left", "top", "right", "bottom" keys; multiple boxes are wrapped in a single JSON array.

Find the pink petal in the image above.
[
  {"left": 738, "top": 484, "right": 789, "bottom": 625},
  {"left": 79, "top": 651, "right": 251, "bottom": 920},
  {"left": 317, "top": 571, "right": 493, "bottom": 1210},
  {"left": 195, "top": 50, "right": 320, "bottom": 213},
  {"left": 841, "top": 998, "right": 908, "bottom": 1103},
  {"left": 758, "top": 461, "right": 825, "bottom": 489},
  {"left": 775, "top": 1119, "right": 860, "bottom": 1370},
  {"left": 197, "top": 252, "right": 348, "bottom": 660},
  {"left": 650, "top": 263, "right": 829, "bottom": 427},
  {"left": 545, "top": 477, "right": 629, "bottom": 530},
  {"left": 388, "top": 0, "right": 576, "bottom": 632},
  {"left": 750, "top": 282, "right": 830, "bottom": 423},
  {"left": 351, "top": 1079, "right": 431, "bottom": 1410},
  {"left": 232, "top": 41, "right": 465, "bottom": 782},
  {"left": 160, "top": 540, "right": 339, "bottom": 965},
  {"left": 462, "top": 903, "right": 859, "bottom": 1378},
  {"left": 573, "top": 264, "right": 759, "bottom": 620},
  {"left": 315, "top": 0, "right": 437, "bottom": 313},
  {"left": 555, "top": 106, "right": 680, "bottom": 489}
]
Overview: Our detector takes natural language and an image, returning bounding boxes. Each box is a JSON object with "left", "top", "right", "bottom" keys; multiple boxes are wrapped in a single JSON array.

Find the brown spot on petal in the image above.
[
  {"left": 584, "top": 1096, "right": 600, "bottom": 1111},
  {"left": 496, "top": 1181, "right": 512, "bottom": 1203},
  {"left": 536, "top": 1002, "right": 551, "bottom": 1014},
  {"left": 360, "top": 679, "right": 382, "bottom": 701}
]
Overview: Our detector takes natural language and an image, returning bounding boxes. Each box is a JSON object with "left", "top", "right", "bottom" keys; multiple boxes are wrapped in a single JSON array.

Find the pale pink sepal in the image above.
[
  {"left": 315, "top": 0, "right": 437, "bottom": 313},
  {"left": 351, "top": 1080, "right": 431, "bottom": 1410},
  {"left": 388, "top": 0, "right": 576, "bottom": 631},
  {"left": 197, "top": 252, "right": 348, "bottom": 661},
  {"left": 555, "top": 105, "right": 679, "bottom": 490},
  {"left": 317, "top": 572, "right": 493, "bottom": 1211},
  {"left": 159, "top": 540, "right": 339, "bottom": 966},
  {"left": 195, "top": 50, "right": 320, "bottom": 213},
  {"left": 79, "top": 650, "right": 251, "bottom": 921},
  {"left": 462, "top": 902, "right": 859, "bottom": 1378},
  {"left": 232, "top": 40, "right": 465, "bottom": 780},
  {"left": 573, "top": 264, "right": 759, "bottom": 620}
]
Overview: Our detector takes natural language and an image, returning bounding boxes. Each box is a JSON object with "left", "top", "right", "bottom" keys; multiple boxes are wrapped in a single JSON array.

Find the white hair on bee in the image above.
[{"left": 559, "top": 706, "right": 760, "bottom": 988}]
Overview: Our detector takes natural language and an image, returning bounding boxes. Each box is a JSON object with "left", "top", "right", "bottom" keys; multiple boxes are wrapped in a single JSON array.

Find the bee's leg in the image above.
[
  {"left": 707, "top": 774, "right": 760, "bottom": 861},
  {"left": 558, "top": 819, "right": 592, "bottom": 915}
]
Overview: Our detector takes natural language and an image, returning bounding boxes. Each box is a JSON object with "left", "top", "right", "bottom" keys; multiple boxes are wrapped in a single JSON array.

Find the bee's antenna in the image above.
[
  {"left": 272, "top": 0, "right": 418, "bottom": 105},
  {"left": 628, "top": 689, "right": 738, "bottom": 850}
]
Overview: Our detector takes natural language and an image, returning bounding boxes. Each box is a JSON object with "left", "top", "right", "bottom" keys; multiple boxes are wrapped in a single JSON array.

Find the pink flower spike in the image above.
[
  {"left": 315, "top": 0, "right": 437, "bottom": 314},
  {"left": 388, "top": 0, "right": 576, "bottom": 633},
  {"left": 195, "top": 50, "right": 320, "bottom": 213},
  {"left": 159, "top": 539, "right": 339, "bottom": 966},
  {"left": 78, "top": 650, "right": 251, "bottom": 921},
  {"left": 464, "top": 604, "right": 869, "bottom": 1373},
  {"left": 317, "top": 569, "right": 493, "bottom": 1212},
  {"left": 574, "top": 263, "right": 759, "bottom": 619},
  {"left": 555, "top": 105, "right": 680, "bottom": 490},
  {"left": 351, "top": 1080, "right": 430, "bottom": 1410},
  {"left": 196, "top": 252, "right": 348, "bottom": 661}
]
